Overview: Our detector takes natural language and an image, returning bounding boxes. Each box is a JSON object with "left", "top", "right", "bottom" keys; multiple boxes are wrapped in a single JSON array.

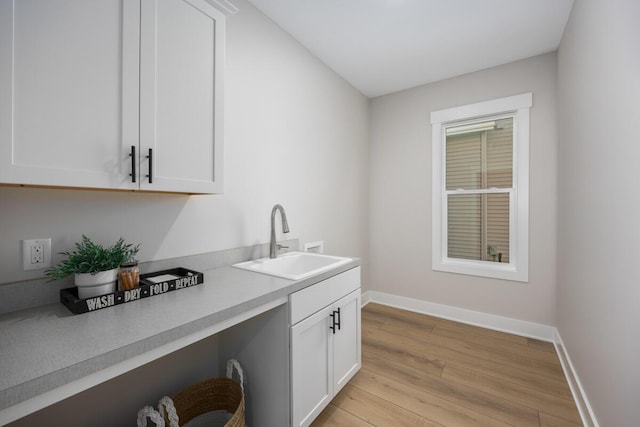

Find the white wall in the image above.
[
  {"left": 0, "top": 0, "right": 370, "bottom": 289},
  {"left": 3, "top": 1, "right": 369, "bottom": 424},
  {"left": 369, "top": 53, "right": 558, "bottom": 325},
  {"left": 557, "top": 0, "right": 640, "bottom": 425}
]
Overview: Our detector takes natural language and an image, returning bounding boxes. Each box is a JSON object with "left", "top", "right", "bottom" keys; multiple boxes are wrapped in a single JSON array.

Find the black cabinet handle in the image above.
[
  {"left": 129, "top": 145, "right": 136, "bottom": 183},
  {"left": 329, "top": 311, "right": 336, "bottom": 334},
  {"left": 146, "top": 148, "right": 153, "bottom": 184},
  {"left": 329, "top": 308, "right": 341, "bottom": 334}
]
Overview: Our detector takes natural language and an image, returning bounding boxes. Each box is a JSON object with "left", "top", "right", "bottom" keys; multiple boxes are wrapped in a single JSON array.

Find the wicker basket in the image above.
[{"left": 138, "top": 359, "right": 245, "bottom": 427}]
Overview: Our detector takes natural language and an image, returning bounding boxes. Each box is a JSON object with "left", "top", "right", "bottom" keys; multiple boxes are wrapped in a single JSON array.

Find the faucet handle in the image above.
[{"left": 276, "top": 244, "right": 289, "bottom": 250}]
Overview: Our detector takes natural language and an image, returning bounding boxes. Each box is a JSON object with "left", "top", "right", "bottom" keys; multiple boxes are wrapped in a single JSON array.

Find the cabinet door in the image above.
[
  {"left": 332, "top": 289, "right": 361, "bottom": 394},
  {"left": 291, "top": 305, "right": 333, "bottom": 427},
  {"left": 0, "top": 0, "right": 139, "bottom": 190},
  {"left": 139, "top": 0, "right": 224, "bottom": 193}
]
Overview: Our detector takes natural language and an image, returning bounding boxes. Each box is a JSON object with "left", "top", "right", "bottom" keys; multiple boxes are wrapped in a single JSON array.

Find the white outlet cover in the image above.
[{"left": 22, "top": 238, "right": 52, "bottom": 271}]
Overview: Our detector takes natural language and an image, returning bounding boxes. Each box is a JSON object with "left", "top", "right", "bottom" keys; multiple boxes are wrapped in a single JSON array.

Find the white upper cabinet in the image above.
[
  {"left": 0, "top": 0, "right": 230, "bottom": 193},
  {"left": 139, "top": 0, "right": 225, "bottom": 193},
  {"left": 0, "top": 0, "right": 139, "bottom": 190}
]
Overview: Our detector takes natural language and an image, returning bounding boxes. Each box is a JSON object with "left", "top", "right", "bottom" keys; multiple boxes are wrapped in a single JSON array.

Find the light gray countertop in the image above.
[{"left": 0, "top": 260, "right": 360, "bottom": 423}]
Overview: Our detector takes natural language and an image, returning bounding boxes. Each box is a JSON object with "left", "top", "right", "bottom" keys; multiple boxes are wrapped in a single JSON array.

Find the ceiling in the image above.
[{"left": 246, "top": 0, "right": 575, "bottom": 98}]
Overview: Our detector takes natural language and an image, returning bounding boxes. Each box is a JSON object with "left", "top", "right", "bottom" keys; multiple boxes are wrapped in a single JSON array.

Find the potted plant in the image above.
[{"left": 46, "top": 235, "right": 140, "bottom": 299}]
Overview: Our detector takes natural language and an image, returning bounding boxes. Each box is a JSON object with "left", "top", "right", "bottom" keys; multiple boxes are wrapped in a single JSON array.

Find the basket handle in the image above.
[
  {"left": 226, "top": 359, "right": 245, "bottom": 393},
  {"left": 157, "top": 396, "right": 179, "bottom": 427},
  {"left": 137, "top": 406, "right": 165, "bottom": 427}
]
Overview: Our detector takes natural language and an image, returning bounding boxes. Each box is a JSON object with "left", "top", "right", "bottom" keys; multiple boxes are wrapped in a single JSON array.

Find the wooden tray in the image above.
[{"left": 60, "top": 268, "right": 204, "bottom": 314}]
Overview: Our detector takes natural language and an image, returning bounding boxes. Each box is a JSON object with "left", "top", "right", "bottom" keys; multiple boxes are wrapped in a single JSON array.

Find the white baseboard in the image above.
[
  {"left": 360, "top": 290, "right": 371, "bottom": 306},
  {"left": 366, "top": 290, "right": 598, "bottom": 427},
  {"left": 553, "top": 330, "right": 599, "bottom": 427},
  {"left": 368, "top": 290, "right": 555, "bottom": 341}
]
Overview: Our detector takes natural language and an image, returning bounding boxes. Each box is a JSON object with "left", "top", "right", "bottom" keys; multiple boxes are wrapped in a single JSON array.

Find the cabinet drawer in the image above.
[{"left": 290, "top": 267, "right": 360, "bottom": 325}]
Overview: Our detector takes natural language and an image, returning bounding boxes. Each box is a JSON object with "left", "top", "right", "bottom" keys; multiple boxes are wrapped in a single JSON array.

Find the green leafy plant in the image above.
[{"left": 45, "top": 235, "right": 140, "bottom": 281}]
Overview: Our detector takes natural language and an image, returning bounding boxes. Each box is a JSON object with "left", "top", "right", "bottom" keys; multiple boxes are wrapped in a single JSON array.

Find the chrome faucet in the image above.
[{"left": 270, "top": 204, "right": 290, "bottom": 258}]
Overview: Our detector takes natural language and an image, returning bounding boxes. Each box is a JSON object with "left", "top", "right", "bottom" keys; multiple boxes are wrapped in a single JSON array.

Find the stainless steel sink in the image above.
[{"left": 232, "top": 251, "right": 351, "bottom": 280}]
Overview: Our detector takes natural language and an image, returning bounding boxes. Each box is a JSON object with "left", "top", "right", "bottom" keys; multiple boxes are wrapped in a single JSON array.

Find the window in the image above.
[{"left": 431, "top": 93, "right": 531, "bottom": 282}]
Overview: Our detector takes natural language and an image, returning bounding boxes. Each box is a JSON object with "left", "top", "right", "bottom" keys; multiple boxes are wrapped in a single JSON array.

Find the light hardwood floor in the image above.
[{"left": 312, "top": 303, "right": 582, "bottom": 427}]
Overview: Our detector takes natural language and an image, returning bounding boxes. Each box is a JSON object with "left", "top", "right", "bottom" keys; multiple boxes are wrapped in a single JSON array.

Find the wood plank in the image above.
[
  {"left": 361, "top": 352, "right": 540, "bottom": 427},
  {"left": 350, "top": 368, "right": 526, "bottom": 427},
  {"left": 528, "top": 337, "right": 557, "bottom": 353},
  {"left": 331, "top": 381, "right": 441, "bottom": 427},
  {"left": 433, "top": 319, "right": 528, "bottom": 346},
  {"left": 310, "top": 403, "right": 373, "bottom": 427},
  {"left": 360, "top": 309, "right": 385, "bottom": 328},
  {"left": 442, "top": 363, "right": 582, "bottom": 424},
  {"left": 364, "top": 303, "right": 527, "bottom": 345},
  {"left": 363, "top": 322, "right": 566, "bottom": 388},
  {"left": 363, "top": 332, "right": 572, "bottom": 402},
  {"left": 430, "top": 324, "right": 562, "bottom": 366},
  {"left": 361, "top": 328, "right": 445, "bottom": 376},
  {"left": 369, "top": 318, "right": 565, "bottom": 381},
  {"left": 539, "top": 412, "right": 583, "bottom": 427},
  {"left": 363, "top": 303, "right": 438, "bottom": 332},
  {"left": 362, "top": 350, "right": 445, "bottom": 382}
]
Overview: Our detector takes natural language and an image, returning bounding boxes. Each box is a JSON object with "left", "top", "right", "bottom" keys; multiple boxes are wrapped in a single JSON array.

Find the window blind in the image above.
[{"left": 445, "top": 118, "right": 512, "bottom": 262}]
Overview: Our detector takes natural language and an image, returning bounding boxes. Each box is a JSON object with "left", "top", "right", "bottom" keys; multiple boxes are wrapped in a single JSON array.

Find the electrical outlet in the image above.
[
  {"left": 22, "top": 238, "right": 52, "bottom": 271},
  {"left": 31, "top": 243, "right": 44, "bottom": 264}
]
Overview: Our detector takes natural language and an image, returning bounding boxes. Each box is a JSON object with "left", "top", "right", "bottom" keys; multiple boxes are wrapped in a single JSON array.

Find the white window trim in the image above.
[{"left": 431, "top": 93, "right": 532, "bottom": 282}]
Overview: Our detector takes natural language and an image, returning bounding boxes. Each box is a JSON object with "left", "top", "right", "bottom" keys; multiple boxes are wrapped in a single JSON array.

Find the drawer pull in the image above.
[
  {"left": 146, "top": 148, "right": 153, "bottom": 183},
  {"left": 329, "top": 308, "right": 341, "bottom": 334},
  {"left": 129, "top": 145, "right": 136, "bottom": 183}
]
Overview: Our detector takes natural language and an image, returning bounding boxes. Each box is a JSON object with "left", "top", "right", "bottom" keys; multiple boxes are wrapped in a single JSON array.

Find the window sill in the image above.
[{"left": 433, "top": 257, "right": 528, "bottom": 282}]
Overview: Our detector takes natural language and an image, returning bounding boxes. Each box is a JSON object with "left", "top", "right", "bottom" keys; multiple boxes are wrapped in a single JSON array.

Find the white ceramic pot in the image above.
[{"left": 75, "top": 268, "right": 118, "bottom": 299}]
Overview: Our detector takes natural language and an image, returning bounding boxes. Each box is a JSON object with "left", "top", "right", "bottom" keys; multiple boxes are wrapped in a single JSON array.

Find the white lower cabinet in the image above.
[
  {"left": 331, "top": 290, "right": 361, "bottom": 392},
  {"left": 290, "top": 267, "right": 361, "bottom": 427},
  {"left": 210, "top": 267, "right": 361, "bottom": 427}
]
